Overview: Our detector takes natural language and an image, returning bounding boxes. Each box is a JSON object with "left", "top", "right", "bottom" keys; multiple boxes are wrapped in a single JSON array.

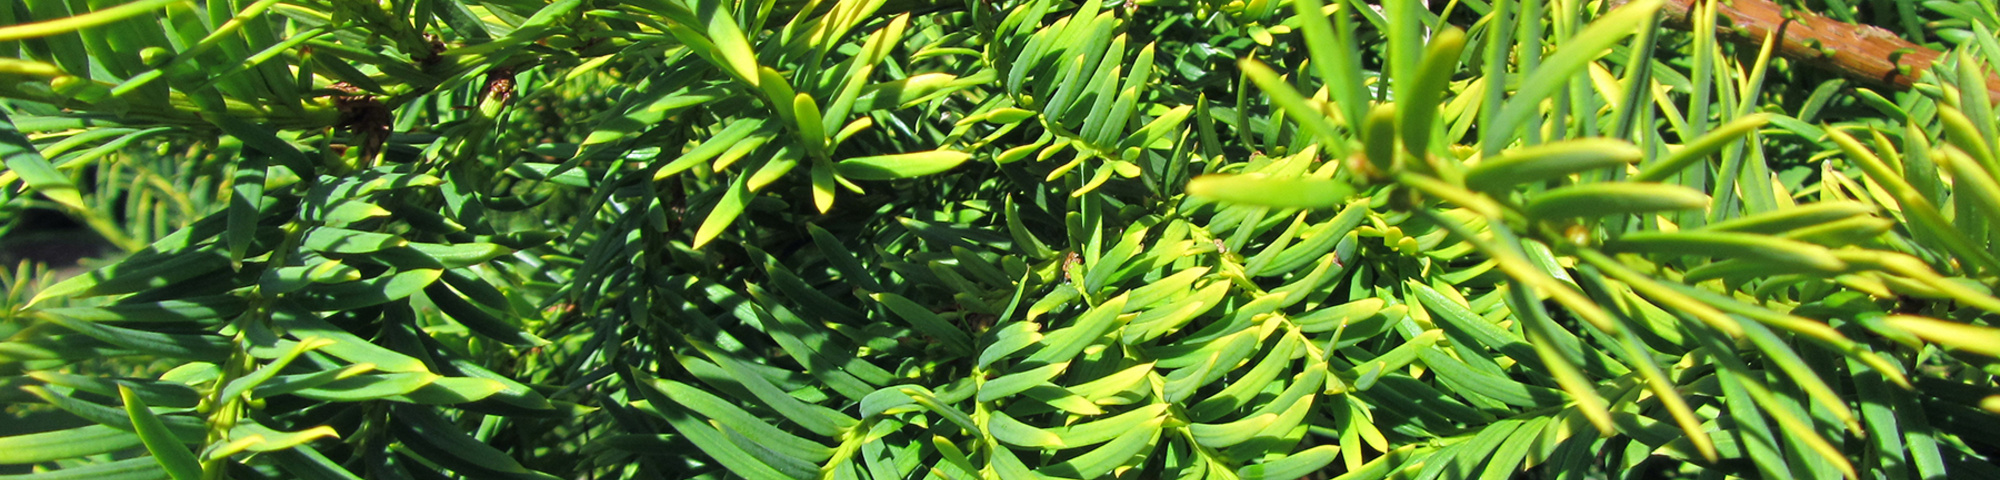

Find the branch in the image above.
[{"left": 1650, "top": 0, "right": 2000, "bottom": 99}]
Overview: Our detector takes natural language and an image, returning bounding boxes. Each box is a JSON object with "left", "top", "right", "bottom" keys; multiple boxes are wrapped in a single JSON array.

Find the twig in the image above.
[{"left": 1646, "top": 0, "right": 2000, "bottom": 99}]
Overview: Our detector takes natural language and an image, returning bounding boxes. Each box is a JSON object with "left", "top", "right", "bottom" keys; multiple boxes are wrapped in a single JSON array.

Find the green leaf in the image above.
[
  {"left": 0, "top": 425, "right": 141, "bottom": 464},
  {"left": 28, "top": 372, "right": 200, "bottom": 408},
  {"left": 987, "top": 410, "right": 1065, "bottom": 448},
  {"left": 390, "top": 404, "right": 562, "bottom": 480},
  {"left": 249, "top": 365, "right": 376, "bottom": 400},
  {"left": 37, "top": 312, "right": 234, "bottom": 362},
  {"left": 1400, "top": 27, "right": 1467, "bottom": 159},
  {"left": 871, "top": 292, "right": 975, "bottom": 356},
  {"left": 301, "top": 227, "right": 408, "bottom": 254},
  {"left": 386, "top": 377, "right": 509, "bottom": 404},
  {"left": 1605, "top": 231, "right": 1847, "bottom": 273},
  {"left": 33, "top": 249, "right": 232, "bottom": 303},
  {"left": 38, "top": 296, "right": 244, "bottom": 324},
  {"left": 978, "top": 361, "right": 1067, "bottom": 402},
  {"left": 689, "top": 342, "right": 860, "bottom": 437},
  {"left": 1239, "top": 445, "right": 1339, "bottom": 480},
  {"left": 119, "top": 386, "right": 201, "bottom": 480},
  {"left": 835, "top": 150, "right": 972, "bottom": 180},
  {"left": 692, "top": 165, "right": 753, "bottom": 249},
  {"left": 0, "top": 0, "right": 182, "bottom": 43},
  {"left": 1491, "top": 0, "right": 1664, "bottom": 144},
  {"left": 22, "top": 387, "right": 205, "bottom": 442},
  {"left": 642, "top": 404, "right": 800, "bottom": 480},
  {"left": 1185, "top": 174, "right": 1354, "bottom": 209},
  {"left": 225, "top": 156, "right": 265, "bottom": 263},
  {"left": 695, "top": 0, "right": 758, "bottom": 84},
  {"left": 287, "top": 269, "right": 442, "bottom": 311},
  {"left": 0, "top": 456, "right": 181, "bottom": 480},
  {"left": 0, "top": 109, "right": 83, "bottom": 210},
  {"left": 290, "top": 373, "right": 439, "bottom": 402},
  {"left": 1634, "top": 113, "right": 1771, "bottom": 182},
  {"left": 1465, "top": 138, "right": 1645, "bottom": 192},
  {"left": 1524, "top": 182, "right": 1709, "bottom": 219},
  {"left": 218, "top": 422, "right": 339, "bottom": 455},
  {"left": 1475, "top": 416, "right": 1551, "bottom": 480},
  {"left": 637, "top": 374, "right": 834, "bottom": 462},
  {"left": 1887, "top": 315, "right": 2000, "bottom": 358},
  {"left": 1698, "top": 201, "right": 1875, "bottom": 234},
  {"left": 1025, "top": 295, "right": 1129, "bottom": 366},
  {"left": 425, "top": 283, "right": 549, "bottom": 348},
  {"left": 272, "top": 308, "right": 430, "bottom": 373},
  {"left": 406, "top": 242, "right": 513, "bottom": 268},
  {"left": 1035, "top": 414, "right": 1161, "bottom": 479},
  {"left": 1046, "top": 402, "right": 1167, "bottom": 447},
  {"left": 1240, "top": 59, "right": 1341, "bottom": 146},
  {"left": 266, "top": 446, "right": 365, "bottom": 480}
]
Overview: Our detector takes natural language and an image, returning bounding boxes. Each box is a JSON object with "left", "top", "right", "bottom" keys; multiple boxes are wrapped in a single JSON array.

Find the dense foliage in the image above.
[{"left": 3, "top": 0, "right": 2000, "bottom": 477}]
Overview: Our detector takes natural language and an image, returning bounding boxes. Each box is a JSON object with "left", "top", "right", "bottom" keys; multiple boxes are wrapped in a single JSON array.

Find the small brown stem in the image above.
[{"left": 1648, "top": 0, "right": 2000, "bottom": 99}]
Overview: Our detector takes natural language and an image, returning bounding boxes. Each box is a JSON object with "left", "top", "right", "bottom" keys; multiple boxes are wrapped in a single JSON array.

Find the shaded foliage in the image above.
[{"left": 1, "top": 0, "right": 1999, "bottom": 478}]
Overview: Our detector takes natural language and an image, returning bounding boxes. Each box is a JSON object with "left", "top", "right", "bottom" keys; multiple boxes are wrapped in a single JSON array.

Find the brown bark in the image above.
[{"left": 1648, "top": 0, "right": 2000, "bottom": 99}]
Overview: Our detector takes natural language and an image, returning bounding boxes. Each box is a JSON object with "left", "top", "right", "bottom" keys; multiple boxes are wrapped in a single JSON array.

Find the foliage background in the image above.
[{"left": 2, "top": 0, "right": 2000, "bottom": 478}]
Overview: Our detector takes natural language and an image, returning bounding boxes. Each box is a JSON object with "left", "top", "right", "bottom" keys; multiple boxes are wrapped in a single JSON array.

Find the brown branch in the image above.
[{"left": 1649, "top": 0, "right": 2000, "bottom": 99}]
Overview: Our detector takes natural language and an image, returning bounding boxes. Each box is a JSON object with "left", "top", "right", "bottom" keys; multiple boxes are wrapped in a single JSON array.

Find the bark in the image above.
[{"left": 1647, "top": 0, "right": 2000, "bottom": 99}]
